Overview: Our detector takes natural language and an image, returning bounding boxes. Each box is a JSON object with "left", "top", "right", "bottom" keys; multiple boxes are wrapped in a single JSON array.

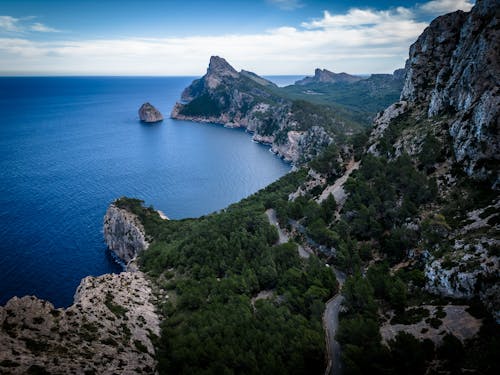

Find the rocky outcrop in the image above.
[
  {"left": 171, "top": 56, "right": 335, "bottom": 163},
  {"left": 0, "top": 271, "right": 160, "bottom": 374},
  {"left": 295, "top": 69, "right": 362, "bottom": 85},
  {"left": 104, "top": 204, "right": 149, "bottom": 268},
  {"left": 400, "top": 0, "right": 499, "bottom": 184},
  {"left": 139, "top": 102, "right": 163, "bottom": 123},
  {"left": 364, "top": 0, "right": 500, "bottom": 321}
]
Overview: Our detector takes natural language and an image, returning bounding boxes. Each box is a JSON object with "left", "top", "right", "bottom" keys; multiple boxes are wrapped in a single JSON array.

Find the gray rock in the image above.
[
  {"left": 0, "top": 272, "right": 160, "bottom": 373},
  {"left": 103, "top": 204, "right": 149, "bottom": 267},
  {"left": 400, "top": 0, "right": 499, "bottom": 184},
  {"left": 295, "top": 68, "right": 363, "bottom": 85},
  {"left": 139, "top": 102, "right": 163, "bottom": 123}
]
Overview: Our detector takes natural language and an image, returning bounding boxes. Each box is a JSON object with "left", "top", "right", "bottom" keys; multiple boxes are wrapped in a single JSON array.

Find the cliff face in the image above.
[
  {"left": 104, "top": 204, "right": 149, "bottom": 268},
  {"left": 0, "top": 272, "right": 160, "bottom": 374},
  {"left": 400, "top": 0, "right": 499, "bottom": 183},
  {"left": 171, "top": 56, "right": 334, "bottom": 163},
  {"left": 365, "top": 0, "right": 499, "bottom": 320}
]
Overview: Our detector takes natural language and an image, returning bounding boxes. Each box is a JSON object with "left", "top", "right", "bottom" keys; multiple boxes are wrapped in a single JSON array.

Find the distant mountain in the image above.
[
  {"left": 295, "top": 69, "right": 363, "bottom": 85},
  {"left": 279, "top": 68, "right": 405, "bottom": 122},
  {"left": 172, "top": 56, "right": 407, "bottom": 163},
  {"left": 172, "top": 56, "right": 358, "bottom": 163}
]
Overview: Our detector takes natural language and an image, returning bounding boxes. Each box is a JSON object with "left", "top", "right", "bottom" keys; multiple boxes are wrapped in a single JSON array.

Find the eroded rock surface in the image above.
[
  {"left": 0, "top": 272, "right": 160, "bottom": 374},
  {"left": 104, "top": 204, "right": 149, "bottom": 267}
]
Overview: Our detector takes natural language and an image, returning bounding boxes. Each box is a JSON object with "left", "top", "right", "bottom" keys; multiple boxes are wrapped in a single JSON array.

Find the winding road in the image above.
[
  {"left": 265, "top": 209, "right": 311, "bottom": 258},
  {"left": 323, "top": 269, "right": 346, "bottom": 375},
  {"left": 265, "top": 208, "right": 345, "bottom": 375}
]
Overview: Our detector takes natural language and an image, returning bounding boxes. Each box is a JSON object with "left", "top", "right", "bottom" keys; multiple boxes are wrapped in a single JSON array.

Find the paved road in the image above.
[
  {"left": 267, "top": 208, "right": 345, "bottom": 375},
  {"left": 265, "top": 209, "right": 311, "bottom": 258},
  {"left": 324, "top": 269, "right": 346, "bottom": 375}
]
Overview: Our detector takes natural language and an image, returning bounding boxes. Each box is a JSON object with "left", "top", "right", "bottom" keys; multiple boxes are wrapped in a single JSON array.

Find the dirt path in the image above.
[
  {"left": 265, "top": 209, "right": 311, "bottom": 258},
  {"left": 316, "top": 160, "right": 360, "bottom": 206}
]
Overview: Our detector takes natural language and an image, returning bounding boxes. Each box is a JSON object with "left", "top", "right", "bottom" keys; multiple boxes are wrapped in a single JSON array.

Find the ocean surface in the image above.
[{"left": 0, "top": 76, "right": 293, "bottom": 307}]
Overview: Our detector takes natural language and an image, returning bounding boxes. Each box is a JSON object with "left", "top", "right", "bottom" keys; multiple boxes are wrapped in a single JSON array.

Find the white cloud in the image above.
[
  {"left": 30, "top": 22, "right": 60, "bottom": 33},
  {"left": 0, "top": 4, "right": 434, "bottom": 75},
  {"left": 0, "top": 15, "right": 60, "bottom": 33},
  {"left": 419, "top": 0, "right": 474, "bottom": 14},
  {"left": 0, "top": 16, "right": 22, "bottom": 32},
  {"left": 302, "top": 7, "right": 415, "bottom": 29}
]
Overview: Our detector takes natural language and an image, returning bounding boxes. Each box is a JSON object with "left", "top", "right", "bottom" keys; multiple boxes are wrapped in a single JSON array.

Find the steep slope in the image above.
[{"left": 370, "top": 0, "right": 499, "bottom": 185}]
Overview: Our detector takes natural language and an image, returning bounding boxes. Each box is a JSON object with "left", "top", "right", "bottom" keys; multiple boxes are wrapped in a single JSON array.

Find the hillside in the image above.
[{"left": 171, "top": 56, "right": 400, "bottom": 163}]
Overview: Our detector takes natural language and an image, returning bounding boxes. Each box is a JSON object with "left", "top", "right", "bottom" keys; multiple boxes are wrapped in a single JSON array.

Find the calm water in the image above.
[{"left": 0, "top": 77, "right": 290, "bottom": 307}]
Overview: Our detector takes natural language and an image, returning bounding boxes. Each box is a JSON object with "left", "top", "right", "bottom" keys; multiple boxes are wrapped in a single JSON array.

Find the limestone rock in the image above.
[
  {"left": 103, "top": 203, "right": 149, "bottom": 267},
  {"left": 0, "top": 272, "right": 160, "bottom": 374},
  {"left": 400, "top": 0, "right": 499, "bottom": 184},
  {"left": 139, "top": 102, "right": 163, "bottom": 123}
]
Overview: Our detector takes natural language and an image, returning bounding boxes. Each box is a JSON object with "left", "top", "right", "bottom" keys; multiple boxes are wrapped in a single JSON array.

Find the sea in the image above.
[{"left": 0, "top": 75, "right": 300, "bottom": 307}]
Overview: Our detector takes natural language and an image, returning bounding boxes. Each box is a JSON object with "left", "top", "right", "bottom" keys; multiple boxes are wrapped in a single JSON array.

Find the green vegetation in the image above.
[
  {"left": 277, "top": 75, "right": 403, "bottom": 126},
  {"left": 122, "top": 170, "right": 338, "bottom": 374},
  {"left": 104, "top": 293, "right": 128, "bottom": 318},
  {"left": 179, "top": 93, "right": 225, "bottom": 117}
]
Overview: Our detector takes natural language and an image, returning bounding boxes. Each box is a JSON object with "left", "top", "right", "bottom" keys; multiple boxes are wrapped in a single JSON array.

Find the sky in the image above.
[{"left": 0, "top": 0, "right": 475, "bottom": 76}]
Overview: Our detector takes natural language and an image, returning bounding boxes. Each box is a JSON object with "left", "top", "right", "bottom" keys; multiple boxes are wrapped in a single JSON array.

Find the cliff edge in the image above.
[
  {"left": 104, "top": 203, "right": 149, "bottom": 269},
  {"left": 0, "top": 272, "right": 160, "bottom": 374}
]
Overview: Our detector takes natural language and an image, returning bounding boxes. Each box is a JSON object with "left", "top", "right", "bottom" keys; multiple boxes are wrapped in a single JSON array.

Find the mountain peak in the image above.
[
  {"left": 296, "top": 69, "right": 362, "bottom": 85},
  {"left": 207, "top": 56, "right": 238, "bottom": 78}
]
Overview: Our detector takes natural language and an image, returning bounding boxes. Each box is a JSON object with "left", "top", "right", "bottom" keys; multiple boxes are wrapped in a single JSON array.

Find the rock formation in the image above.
[
  {"left": 387, "top": 0, "right": 499, "bottom": 184},
  {"left": 139, "top": 102, "right": 163, "bottom": 123},
  {"left": 295, "top": 69, "right": 363, "bottom": 85},
  {"left": 0, "top": 272, "right": 160, "bottom": 374},
  {"left": 366, "top": 0, "right": 499, "bottom": 319},
  {"left": 171, "top": 56, "right": 344, "bottom": 163},
  {"left": 104, "top": 203, "right": 149, "bottom": 268}
]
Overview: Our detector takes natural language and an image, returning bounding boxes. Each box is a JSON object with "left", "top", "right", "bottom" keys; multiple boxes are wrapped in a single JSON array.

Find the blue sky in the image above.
[{"left": 0, "top": 0, "right": 475, "bottom": 75}]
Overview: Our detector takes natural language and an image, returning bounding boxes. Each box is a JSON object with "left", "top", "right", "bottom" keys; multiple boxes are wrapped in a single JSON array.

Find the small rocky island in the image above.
[{"left": 139, "top": 102, "right": 163, "bottom": 123}]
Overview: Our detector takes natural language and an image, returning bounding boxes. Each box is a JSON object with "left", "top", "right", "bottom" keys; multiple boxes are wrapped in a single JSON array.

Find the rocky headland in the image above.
[
  {"left": 0, "top": 202, "right": 161, "bottom": 374},
  {"left": 139, "top": 102, "right": 163, "bottom": 123},
  {"left": 171, "top": 56, "right": 340, "bottom": 163},
  {"left": 0, "top": 271, "right": 160, "bottom": 374}
]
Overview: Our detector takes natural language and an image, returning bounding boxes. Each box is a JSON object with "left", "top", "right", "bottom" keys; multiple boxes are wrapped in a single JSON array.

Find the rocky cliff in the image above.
[
  {"left": 0, "top": 271, "right": 160, "bottom": 374},
  {"left": 365, "top": 0, "right": 499, "bottom": 320},
  {"left": 295, "top": 69, "right": 363, "bottom": 85},
  {"left": 139, "top": 102, "right": 163, "bottom": 123},
  {"left": 171, "top": 56, "right": 339, "bottom": 163},
  {"left": 104, "top": 203, "right": 149, "bottom": 269},
  {"left": 372, "top": 0, "right": 499, "bottom": 185}
]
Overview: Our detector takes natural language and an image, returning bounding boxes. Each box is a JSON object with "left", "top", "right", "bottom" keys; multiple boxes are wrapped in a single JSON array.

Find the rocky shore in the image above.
[{"left": 0, "top": 203, "right": 162, "bottom": 374}]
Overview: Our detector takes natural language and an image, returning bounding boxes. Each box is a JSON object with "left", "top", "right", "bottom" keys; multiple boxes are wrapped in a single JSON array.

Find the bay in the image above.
[{"left": 0, "top": 76, "right": 290, "bottom": 307}]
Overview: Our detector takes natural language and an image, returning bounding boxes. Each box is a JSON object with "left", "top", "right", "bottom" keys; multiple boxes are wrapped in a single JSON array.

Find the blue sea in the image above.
[{"left": 0, "top": 76, "right": 292, "bottom": 307}]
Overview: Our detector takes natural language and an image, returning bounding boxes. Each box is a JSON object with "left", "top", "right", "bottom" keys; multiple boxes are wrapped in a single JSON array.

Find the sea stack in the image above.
[{"left": 139, "top": 102, "right": 163, "bottom": 123}]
